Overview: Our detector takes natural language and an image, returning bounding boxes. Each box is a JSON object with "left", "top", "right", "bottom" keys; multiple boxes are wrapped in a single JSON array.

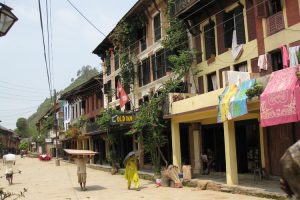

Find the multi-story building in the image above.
[
  {"left": 0, "top": 124, "right": 20, "bottom": 154},
  {"left": 167, "top": 0, "right": 300, "bottom": 185},
  {"left": 93, "top": 0, "right": 176, "bottom": 169},
  {"left": 59, "top": 74, "right": 105, "bottom": 164}
]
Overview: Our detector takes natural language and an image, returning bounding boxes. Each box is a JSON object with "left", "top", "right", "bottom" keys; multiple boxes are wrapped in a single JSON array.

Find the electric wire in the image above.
[
  {"left": 65, "top": 0, "right": 106, "bottom": 37},
  {"left": 0, "top": 80, "right": 49, "bottom": 92},
  {"left": 49, "top": 0, "right": 55, "bottom": 90},
  {"left": 38, "top": 0, "right": 53, "bottom": 100},
  {"left": 46, "top": 0, "right": 53, "bottom": 92},
  {"left": 0, "top": 104, "right": 43, "bottom": 112}
]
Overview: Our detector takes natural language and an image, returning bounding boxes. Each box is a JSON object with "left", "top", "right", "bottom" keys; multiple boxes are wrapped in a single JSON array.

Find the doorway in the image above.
[{"left": 235, "top": 119, "right": 260, "bottom": 173}]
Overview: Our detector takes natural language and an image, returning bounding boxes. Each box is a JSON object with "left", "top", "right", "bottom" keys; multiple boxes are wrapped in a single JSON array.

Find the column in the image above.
[
  {"left": 223, "top": 120, "right": 238, "bottom": 185},
  {"left": 171, "top": 119, "right": 181, "bottom": 169},
  {"left": 192, "top": 123, "right": 202, "bottom": 174},
  {"left": 89, "top": 137, "right": 94, "bottom": 164},
  {"left": 138, "top": 136, "right": 144, "bottom": 169},
  {"left": 259, "top": 125, "right": 266, "bottom": 168}
]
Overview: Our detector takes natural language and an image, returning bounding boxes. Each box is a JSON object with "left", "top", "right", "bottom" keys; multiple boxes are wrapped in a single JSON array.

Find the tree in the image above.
[{"left": 16, "top": 118, "right": 29, "bottom": 138}]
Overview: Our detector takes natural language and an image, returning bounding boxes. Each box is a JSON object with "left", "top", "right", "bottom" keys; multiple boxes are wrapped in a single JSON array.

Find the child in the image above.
[
  {"left": 125, "top": 155, "right": 140, "bottom": 191},
  {"left": 73, "top": 155, "right": 90, "bottom": 191}
]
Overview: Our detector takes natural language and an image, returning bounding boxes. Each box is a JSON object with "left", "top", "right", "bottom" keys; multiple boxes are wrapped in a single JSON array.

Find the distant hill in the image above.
[{"left": 27, "top": 65, "right": 100, "bottom": 134}]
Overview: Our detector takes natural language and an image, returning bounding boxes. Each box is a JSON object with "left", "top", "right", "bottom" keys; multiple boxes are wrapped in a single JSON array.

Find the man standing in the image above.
[
  {"left": 3, "top": 152, "right": 16, "bottom": 185},
  {"left": 73, "top": 155, "right": 90, "bottom": 191}
]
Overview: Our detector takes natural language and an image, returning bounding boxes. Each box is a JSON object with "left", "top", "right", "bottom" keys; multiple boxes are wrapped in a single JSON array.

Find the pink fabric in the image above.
[
  {"left": 260, "top": 66, "right": 300, "bottom": 127},
  {"left": 281, "top": 45, "right": 290, "bottom": 68}
]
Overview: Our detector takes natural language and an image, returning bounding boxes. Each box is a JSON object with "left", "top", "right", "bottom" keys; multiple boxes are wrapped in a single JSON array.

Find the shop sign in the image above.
[{"left": 111, "top": 113, "right": 136, "bottom": 125}]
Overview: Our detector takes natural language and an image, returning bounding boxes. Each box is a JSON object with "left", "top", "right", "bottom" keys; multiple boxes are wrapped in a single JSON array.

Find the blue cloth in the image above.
[
  {"left": 217, "top": 86, "right": 229, "bottom": 123},
  {"left": 229, "top": 79, "right": 255, "bottom": 119}
]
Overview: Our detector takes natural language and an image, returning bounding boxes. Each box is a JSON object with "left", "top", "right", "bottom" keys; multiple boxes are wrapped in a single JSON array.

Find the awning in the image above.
[
  {"left": 260, "top": 66, "right": 300, "bottom": 127},
  {"left": 218, "top": 79, "right": 255, "bottom": 122}
]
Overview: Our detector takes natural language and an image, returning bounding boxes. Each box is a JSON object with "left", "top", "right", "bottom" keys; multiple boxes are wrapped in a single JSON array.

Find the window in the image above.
[
  {"left": 153, "top": 13, "right": 161, "bottom": 42},
  {"left": 116, "top": 105, "right": 120, "bottom": 111},
  {"left": 204, "top": 22, "right": 216, "bottom": 60},
  {"left": 115, "top": 75, "right": 120, "bottom": 99},
  {"left": 270, "top": 50, "right": 283, "bottom": 71},
  {"left": 91, "top": 95, "right": 95, "bottom": 111},
  {"left": 223, "top": 6, "right": 245, "bottom": 48},
  {"left": 138, "top": 58, "right": 150, "bottom": 87},
  {"left": 114, "top": 53, "right": 119, "bottom": 70},
  {"left": 143, "top": 95, "right": 149, "bottom": 103},
  {"left": 79, "top": 101, "right": 82, "bottom": 115},
  {"left": 152, "top": 49, "right": 167, "bottom": 80},
  {"left": 72, "top": 106, "right": 74, "bottom": 120},
  {"left": 107, "top": 80, "right": 112, "bottom": 102},
  {"left": 75, "top": 104, "right": 78, "bottom": 118},
  {"left": 207, "top": 72, "right": 218, "bottom": 92},
  {"left": 140, "top": 26, "right": 147, "bottom": 52},
  {"left": 234, "top": 62, "right": 248, "bottom": 72},
  {"left": 86, "top": 99, "right": 89, "bottom": 113},
  {"left": 106, "top": 57, "right": 111, "bottom": 75},
  {"left": 64, "top": 107, "right": 67, "bottom": 120},
  {"left": 268, "top": 0, "right": 282, "bottom": 16}
]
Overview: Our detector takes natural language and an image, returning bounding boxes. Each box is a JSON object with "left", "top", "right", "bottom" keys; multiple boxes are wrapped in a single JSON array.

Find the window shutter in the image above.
[
  {"left": 138, "top": 63, "right": 143, "bottom": 87},
  {"left": 235, "top": 6, "right": 246, "bottom": 44},
  {"left": 204, "top": 22, "right": 216, "bottom": 60},
  {"left": 151, "top": 55, "right": 156, "bottom": 81},
  {"left": 255, "top": 0, "right": 268, "bottom": 18},
  {"left": 146, "top": 57, "right": 151, "bottom": 84},
  {"left": 216, "top": 12, "right": 226, "bottom": 54},
  {"left": 223, "top": 12, "right": 234, "bottom": 48},
  {"left": 166, "top": 49, "right": 172, "bottom": 72},
  {"left": 246, "top": 0, "right": 257, "bottom": 41}
]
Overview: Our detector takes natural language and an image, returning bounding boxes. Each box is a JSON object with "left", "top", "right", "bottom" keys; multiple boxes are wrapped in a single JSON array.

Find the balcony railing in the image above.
[
  {"left": 164, "top": 93, "right": 197, "bottom": 116},
  {"left": 174, "top": 0, "right": 198, "bottom": 16},
  {"left": 267, "top": 11, "right": 285, "bottom": 36},
  {"left": 80, "top": 122, "right": 100, "bottom": 134}
]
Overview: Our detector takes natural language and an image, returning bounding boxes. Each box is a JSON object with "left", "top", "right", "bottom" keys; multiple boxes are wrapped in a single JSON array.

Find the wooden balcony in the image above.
[
  {"left": 267, "top": 11, "right": 285, "bottom": 36},
  {"left": 174, "top": 0, "right": 199, "bottom": 16}
]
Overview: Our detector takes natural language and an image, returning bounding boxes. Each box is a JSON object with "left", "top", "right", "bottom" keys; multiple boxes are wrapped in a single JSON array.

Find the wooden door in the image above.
[{"left": 268, "top": 124, "right": 294, "bottom": 176}]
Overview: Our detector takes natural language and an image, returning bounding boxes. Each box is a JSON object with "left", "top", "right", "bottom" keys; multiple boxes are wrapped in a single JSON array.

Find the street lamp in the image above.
[{"left": 0, "top": 3, "right": 18, "bottom": 37}]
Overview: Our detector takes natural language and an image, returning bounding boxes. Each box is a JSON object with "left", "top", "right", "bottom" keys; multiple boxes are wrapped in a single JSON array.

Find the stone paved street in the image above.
[{"left": 0, "top": 156, "right": 273, "bottom": 200}]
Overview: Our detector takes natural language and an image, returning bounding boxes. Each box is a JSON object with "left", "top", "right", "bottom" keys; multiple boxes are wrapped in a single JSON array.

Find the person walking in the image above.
[
  {"left": 73, "top": 155, "right": 90, "bottom": 191},
  {"left": 125, "top": 155, "right": 140, "bottom": 191},
  {"left": 3, "top": 152, "right": 16, "bottom": 185}
]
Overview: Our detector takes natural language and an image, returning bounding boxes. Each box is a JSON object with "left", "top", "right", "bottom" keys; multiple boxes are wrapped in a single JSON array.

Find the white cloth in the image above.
[
  {"left": 231, "top": 30, "right": 244, "bottom": 61},
  {"left": 211, "top": 73, "right": 218, "bottom": 90},
  {"left": 225, "top": 71, "right": 250, "bottom": 86},
  {"left": 3, "top": 154, "right": 16, "bottom": 161},
  {"left": 74, "top": 158, "right": 88, "bottom": 174},
  {"left": 289, "top": 46, "right": 300, "bottom": 67},
  {"left": 258, "top": 54, "right": 268, "bottom": 71}
]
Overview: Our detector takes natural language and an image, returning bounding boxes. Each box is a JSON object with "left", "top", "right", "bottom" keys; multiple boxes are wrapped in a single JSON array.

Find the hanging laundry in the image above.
[
  {"left": 257, "top": 54, "right": 268, "bottom": 72},
  {"left": 231, "top": 30, "right": 243, "bottom": 61},
  {"left": 289, "top": 46, "right": 300, "bottom": 67},
  {"left": 281, "top": 45, "right": 289, "bottom": 68}
]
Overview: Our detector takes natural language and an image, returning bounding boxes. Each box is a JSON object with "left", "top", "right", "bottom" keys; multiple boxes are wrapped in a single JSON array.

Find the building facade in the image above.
[{"left": 168, "top": 0, "right": 300, "bottom": 185}]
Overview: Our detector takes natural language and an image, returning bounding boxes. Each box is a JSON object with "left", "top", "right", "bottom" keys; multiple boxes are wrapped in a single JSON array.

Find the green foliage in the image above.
[
  {"left": 96, "top": 108, "right": 122, "bottom": 168},
  {"left": 120, "top": 51, "right": 135, "bottom": 90},
  {"left": 246, "top": 82, "right": 264, "bottom": 100},
  {"left": 110, "top": 14, "right": 147, "bottom": 49},
  {"left": 297, "top": 51, "right": 300, "bottom": 63},
  {"left": 19, "top": 141, "right": 30, "bottom": 150},
  {"left": 16, "top": 118, "right": 30, "bottom": 138}
]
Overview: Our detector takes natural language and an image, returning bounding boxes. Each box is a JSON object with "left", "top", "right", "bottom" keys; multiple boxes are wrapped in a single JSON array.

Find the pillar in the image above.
[
  {"left": 171, "top": 120, "right": 181, "bottom": 169},
  {"left": 89, "top": 137, "right": 94, "bottom": 164},
  {"left": 259, "top": 125, "right": 266, "bottom": 168},
  {"left": 223, "top": 120, "right": 238, "bottom": 185},
  {"left": 192, "top": 123, "right": 202, "bottom": 174},
  {"left": 138, "top": 136, "right": 144, "bottom": 168}
]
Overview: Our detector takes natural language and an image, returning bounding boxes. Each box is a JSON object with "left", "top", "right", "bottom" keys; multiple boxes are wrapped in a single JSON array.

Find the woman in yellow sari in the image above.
[{"left": 125, "top": 156, "right": 140, "bottom": 191}]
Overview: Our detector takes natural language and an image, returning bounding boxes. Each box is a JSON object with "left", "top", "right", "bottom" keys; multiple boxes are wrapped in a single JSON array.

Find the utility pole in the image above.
[{"left": 53, "top": 89, "right": 60, "bottom": 166}]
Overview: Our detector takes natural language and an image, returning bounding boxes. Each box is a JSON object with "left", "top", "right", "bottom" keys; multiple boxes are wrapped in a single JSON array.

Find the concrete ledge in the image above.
[{"left": 183, "top": 179, "right": 288, "bottom": 200}]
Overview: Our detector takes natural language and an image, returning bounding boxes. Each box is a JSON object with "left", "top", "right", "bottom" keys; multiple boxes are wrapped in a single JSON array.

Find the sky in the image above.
[{"left": 0, "top": 0, "right": 138, "bottom": 129}]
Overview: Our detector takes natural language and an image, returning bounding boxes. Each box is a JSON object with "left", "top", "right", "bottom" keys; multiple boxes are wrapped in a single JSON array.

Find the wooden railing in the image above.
[{"left": 267, "top": 11, "right": 285, "bottom": 36}]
